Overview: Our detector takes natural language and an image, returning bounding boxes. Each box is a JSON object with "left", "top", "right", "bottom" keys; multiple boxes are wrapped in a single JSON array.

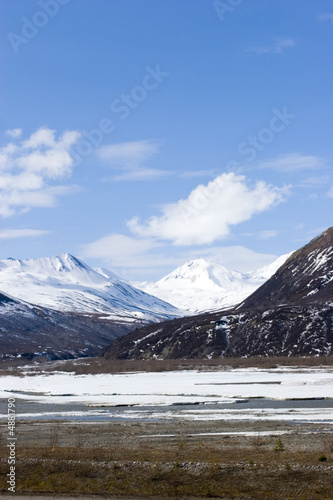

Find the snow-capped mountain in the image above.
[
  {"left": 135, "top": 254, "right": 292, "bottom": 312},
  {"left": 0, "top": 253, "right": 180, "bottom": 323},
  {"left": 105, "top": 228, "right": 333, "bottom": 360}
]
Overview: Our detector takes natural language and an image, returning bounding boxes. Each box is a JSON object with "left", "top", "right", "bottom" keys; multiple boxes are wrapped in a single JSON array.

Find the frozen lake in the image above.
[{"left": 1, "top": 367, "right": 333, "bottom": 423}]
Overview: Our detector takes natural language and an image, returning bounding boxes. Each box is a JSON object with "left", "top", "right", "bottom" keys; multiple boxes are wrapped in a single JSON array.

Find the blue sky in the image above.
[{"left": 1, "top": 0, "right": 333, "bottom": 280}]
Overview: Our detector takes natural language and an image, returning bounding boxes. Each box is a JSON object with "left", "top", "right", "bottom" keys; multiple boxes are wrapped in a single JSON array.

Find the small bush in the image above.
[
  {"left": 274, "top": 438, "right": 285, "bottom": 452},
  {"left": 318, "top": 454, "right": 327, "bottom": 462}
]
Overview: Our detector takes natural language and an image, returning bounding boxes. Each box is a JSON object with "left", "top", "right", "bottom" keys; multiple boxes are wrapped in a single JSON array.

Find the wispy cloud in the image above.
[
  {"left": 328, "top": 187, "right": 333, "bottom": 198},
  {"left": 318, "top": 13, "right": 333, "bottom": 22},
  {"left": 81, "top": 233, "right": 157, "bottom": 261},
  {"left": 258, "top": 230, "right": 279, "bottom": 240},
  {"left": 299, "top": 175, "right": 329, "bottom": 187},
  {"left": 97, "top": 140, "right": 171, "bottom": 181},
  {"left": 307, "top": 193, "right": 319, "bottom": 201},
  {"left": 113, "top": 168, "right": 171, "bottom": 182},
  {"left": 5, "top": 128, "right": 22, "bottom": 139},
  {"left": 179, "top": 169, "right": 218, "bottom": 179},
  {"left": 127, "top": 172, "right": 288, "bottom": 246},
  {"left": 258, "top": 153, "right": 325, "bottom": 172},
  {"left": 80, "top": 233, "right": 161, "bottom": 279},
  {"left": 81, "top": 235, "right": 279, "bottom": 280},
  {"left": 247, "top": 37, "right": 296, "bottom": 55},
  {"left": 0, "top": 229, "right": 49, "bottom": 240},
  {"left": 0, "top": 127, "right": 80, "bottom": 217},
  {"left": 98, "top": 140, "right": 159, "bottom": 166}
]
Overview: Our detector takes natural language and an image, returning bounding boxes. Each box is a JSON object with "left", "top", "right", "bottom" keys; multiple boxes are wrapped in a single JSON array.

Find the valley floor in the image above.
[
  {"left": 1, "top": 360, "right": 333, "bottom": 499},
  {"left": 1, "top": 418, "right": 333, "bottom": 499}
]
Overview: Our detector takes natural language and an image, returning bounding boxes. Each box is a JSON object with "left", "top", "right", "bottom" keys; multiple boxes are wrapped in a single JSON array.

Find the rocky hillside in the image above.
[
  {"left": 103, "top": 228, "right": 333, "bottom": 359},
  {"left": 0, "top": 291, "right": 134, "bottom": 360},
  {"left": 237, "top": 229, "right": 333, "bottom": 310}
]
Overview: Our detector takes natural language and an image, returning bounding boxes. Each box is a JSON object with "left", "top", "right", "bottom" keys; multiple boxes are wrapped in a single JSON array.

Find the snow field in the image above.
[{"left": 1, "top": 367, "right": 332, "bottom": 423}]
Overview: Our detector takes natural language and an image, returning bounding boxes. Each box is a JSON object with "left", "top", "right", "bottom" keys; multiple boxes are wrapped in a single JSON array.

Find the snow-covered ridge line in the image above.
[{"left": 0, "top": 253, "right": 180, "bottom": 322}]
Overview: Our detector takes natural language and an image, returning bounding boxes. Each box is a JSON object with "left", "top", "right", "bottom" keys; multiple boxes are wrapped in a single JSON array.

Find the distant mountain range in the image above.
[
  {"left": 3, "top": 237, "right": 324, "bottom": 360},
  {"left": 104, "top": 228, "right": 333, "bottom": 360},
  {"left": 135, "top": 254, "right": 292, "bottom": 313}
]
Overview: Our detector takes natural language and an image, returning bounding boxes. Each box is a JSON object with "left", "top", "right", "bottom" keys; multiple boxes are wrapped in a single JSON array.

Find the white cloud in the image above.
[
  {"left": 0, "top": 229, "right": 49, "bottom": 240},
  {"left": 127, "top": 172, "right": 288, "bottom": 245},
  {"left": 318, "top": 13, "right": 333, "bottom": 22},
  {"left": 327, "top": 187, "right": 333, "bottom": 198},
  {"left": 258, "top": 153, "right": 325, "bottom": 172},
  {"left": 5, "top": 129, "right": 22, "bottom": 139},
  {"left": 247, "top": 37, "right": 296, "bottom": 55},
  {"left": 0, "top": 127, "right": 80, "bottom": 217},
  {"left": 81, "top": 234, "right": 280, "bottom": 280},
  {"left": 97, "top": 140, "right": 170, "bottom": 181},
  {"left": 81, "top": 233, "right": 157, "bottom": 261},
  {"left": 81, "top": 233, "right": 168, "bottom": 280}
]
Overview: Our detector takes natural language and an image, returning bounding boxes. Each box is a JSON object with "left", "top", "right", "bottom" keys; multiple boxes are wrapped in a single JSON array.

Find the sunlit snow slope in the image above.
[
  {"left": 135, "top": 254, "right": 292, "bottom": 312},
  {"left": 0, "top": 254, "right": 180, "bottom": 322}
]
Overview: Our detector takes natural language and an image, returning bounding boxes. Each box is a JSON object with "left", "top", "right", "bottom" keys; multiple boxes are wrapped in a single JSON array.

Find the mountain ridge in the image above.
[{"left": 0, "top": 253, "right": 180, "bottom": 322}]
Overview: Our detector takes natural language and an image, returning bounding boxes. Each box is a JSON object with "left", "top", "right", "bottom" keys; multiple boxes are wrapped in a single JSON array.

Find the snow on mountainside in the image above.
[
  {"left": 135, "top": 254, "right": 292, "bottom": 312},
  {"left": 249, "top": 252, "right": 294, "bottom": 280},
  {"left": 94, "top": 267, "right": 124, "bottom": 281},
  {"left": 0, "top": 254, "right": 180, "bottom": 322}
]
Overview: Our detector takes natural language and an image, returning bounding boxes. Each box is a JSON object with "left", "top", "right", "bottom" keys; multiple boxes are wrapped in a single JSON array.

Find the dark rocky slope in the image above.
[
  {"left": 0, "top": 292, "right": 134, "bottom": 360},
  {"left": 103, "top": 228, "right": 333, "bottom": 359}
]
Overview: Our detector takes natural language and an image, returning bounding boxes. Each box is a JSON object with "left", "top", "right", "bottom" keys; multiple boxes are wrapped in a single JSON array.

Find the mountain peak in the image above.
[
  {"left": 50, "top": 253, "right": 90, "bottom": 272},
  {"left": 135, "top": 255, "right": 291, "bottom": 313}
]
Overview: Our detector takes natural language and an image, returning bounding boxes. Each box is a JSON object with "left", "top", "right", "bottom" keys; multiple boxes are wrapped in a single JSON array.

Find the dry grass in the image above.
[
  {"left": 1, "top": 426, "right": 333, "bottom": 498},
  {"left": 2, "top": 354, "right": 333, "bottom": 377},
  {"left": 54, "top": 355, "right": 333, "bottom": 375}
]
